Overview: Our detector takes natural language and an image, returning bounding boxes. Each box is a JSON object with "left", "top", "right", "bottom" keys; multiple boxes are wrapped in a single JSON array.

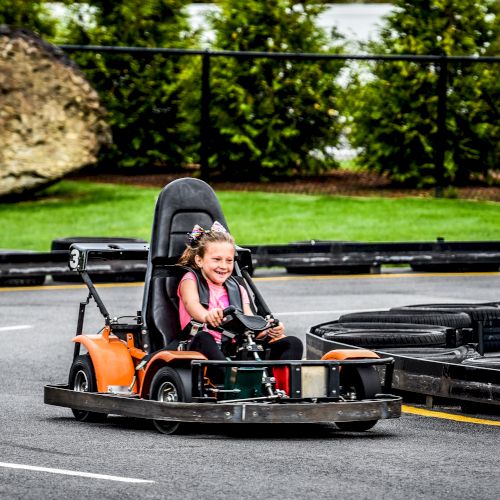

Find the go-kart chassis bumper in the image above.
[{"left": 44, "top": 384, "right": 401, "bottom": 424}]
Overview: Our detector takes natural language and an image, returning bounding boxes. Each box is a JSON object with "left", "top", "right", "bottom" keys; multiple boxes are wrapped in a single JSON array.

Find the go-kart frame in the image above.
[{"left": 44, "top": 178, "right": 402, "bottom": 433}]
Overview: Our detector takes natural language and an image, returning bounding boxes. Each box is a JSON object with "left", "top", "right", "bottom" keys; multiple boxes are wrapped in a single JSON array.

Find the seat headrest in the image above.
[{"left": 149, "top": 178, "right": 229, "bottom": 263}]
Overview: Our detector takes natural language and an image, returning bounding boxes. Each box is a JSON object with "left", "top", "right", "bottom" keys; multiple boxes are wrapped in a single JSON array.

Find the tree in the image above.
[
  {"left": 206, "top": 0, "right": 345, "bottom": 181},
  {"left": 0, "top": 0, "right": 57, "bottom": 38},
  {"left": 347, "top": 0, "right": 499, "bottom": 187},
  {"left": 64, "top": 0, "right": 197, "bottom": 170}
]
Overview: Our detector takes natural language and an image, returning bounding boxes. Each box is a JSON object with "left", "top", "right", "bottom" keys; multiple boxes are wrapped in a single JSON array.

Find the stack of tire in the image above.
[
  {"left": 311, "top": 303, "right": 500, "bottom": 368},
  {"left": 0, "top": 250, "right": 47, "bottom": 286}
]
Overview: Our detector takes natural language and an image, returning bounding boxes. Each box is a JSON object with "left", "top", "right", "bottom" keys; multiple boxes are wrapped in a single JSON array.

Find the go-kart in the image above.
[{"left": 44, "top": 178, "right": 401, "bottom": 433}]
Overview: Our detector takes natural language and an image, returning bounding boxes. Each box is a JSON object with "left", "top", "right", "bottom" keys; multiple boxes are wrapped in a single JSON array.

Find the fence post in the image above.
[
  {"left": 434, "top": 56, "right": 448, "bottom": 198},
  {"left": 200, "top": 51, "right": 211, "bottom": 183}
]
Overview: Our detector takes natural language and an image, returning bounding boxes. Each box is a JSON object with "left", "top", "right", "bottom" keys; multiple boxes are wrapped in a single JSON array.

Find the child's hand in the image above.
[
  {"left": 263, "top": 321, "right": 286, "bottom": 343},
  {"left": 203, "top": 308, "right": 224, "bottom": 328}
]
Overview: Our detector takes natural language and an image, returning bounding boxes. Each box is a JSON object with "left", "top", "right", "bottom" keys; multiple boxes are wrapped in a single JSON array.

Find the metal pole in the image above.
[
  {"left": 200, "top": 52, "right": 211, "bottom": 183},
  {"left": 80, "top": 271, "right": 111, "bottom": 324},
  {"left": 435, "top": 56, "right": 448, "bottom": 198},
  {"left": 240, "top": 268, "right": 273, "bottom": 317}
]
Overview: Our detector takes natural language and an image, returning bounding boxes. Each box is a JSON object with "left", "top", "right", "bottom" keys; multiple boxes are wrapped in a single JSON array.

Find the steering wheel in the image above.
[{"left": 219, "top": 306, "right": 275, "bottom": 335}]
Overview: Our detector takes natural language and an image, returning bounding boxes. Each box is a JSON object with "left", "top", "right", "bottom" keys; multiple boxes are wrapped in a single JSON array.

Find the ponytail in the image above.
[{"left": 178, "top": 246, "right": 198, "bottom": 268}]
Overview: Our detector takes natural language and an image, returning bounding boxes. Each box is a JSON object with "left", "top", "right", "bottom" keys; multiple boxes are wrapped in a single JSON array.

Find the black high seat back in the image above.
[{"left": 141, "top": 178, "right": 229, "bottom": 352}]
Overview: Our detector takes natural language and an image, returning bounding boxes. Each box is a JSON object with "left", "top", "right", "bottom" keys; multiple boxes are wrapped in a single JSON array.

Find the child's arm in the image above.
[{"left": 179, "top": 278, "right": 224, "bottom": 327}]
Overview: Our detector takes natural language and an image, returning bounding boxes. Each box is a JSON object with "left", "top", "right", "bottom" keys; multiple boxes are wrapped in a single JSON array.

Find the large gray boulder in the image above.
[{"left": 0, "top": 26, "right": 110, "bottom": 198}]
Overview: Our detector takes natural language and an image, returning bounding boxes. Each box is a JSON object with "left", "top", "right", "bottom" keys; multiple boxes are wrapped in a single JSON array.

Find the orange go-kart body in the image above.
[
  {"left": 321, "top": 349, "right": 380, "bottom": 361},
  {"left": 72, "top": 326, "right": 206, "bottom": 398},
  {"left": 73, "top": 325, "right": 380, "bottom": 399}
]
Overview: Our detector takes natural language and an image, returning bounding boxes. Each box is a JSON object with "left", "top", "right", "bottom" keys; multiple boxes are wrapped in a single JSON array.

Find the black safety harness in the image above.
[{"left": 180, "top": 268, "right": 244, "bottom": 339}]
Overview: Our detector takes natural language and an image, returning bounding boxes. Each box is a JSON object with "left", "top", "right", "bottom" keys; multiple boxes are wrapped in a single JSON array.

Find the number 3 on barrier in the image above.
[{"left": 68, "top": 249, "right": 80, "bottom": 270}]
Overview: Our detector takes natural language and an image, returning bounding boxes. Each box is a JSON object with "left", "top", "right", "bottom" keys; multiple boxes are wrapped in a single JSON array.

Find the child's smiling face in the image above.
[{"left": 195, "top": 241, "right": 235, "bottom": 285}]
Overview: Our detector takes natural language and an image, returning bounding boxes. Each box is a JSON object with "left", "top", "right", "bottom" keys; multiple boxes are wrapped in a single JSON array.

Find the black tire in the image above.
[
  {"left": 336, "top": 366, "right": 380, "bottom": 431},
  {"left": 328, "top": 329, "right": 445, "bottom": 348},
  {"left": 338, "top": 310, "right": 472, "bottom": 329},
  {"left": 482, "top": 339, "right": 500, "bottom": 352},
  {"left": 390, "top": 305, "right": 500, "bottom": 352},
  {"left": 150, "top": 366, "right": 192, "bottom": 434},
  {"left": 51, "top": 236, "right": 147, "bottom": 251},
  {"left": 313, "top": 320, "right": 449, "bottom": 348},
  {"left": 392, "top": 304, "right": 500, "bottom": 322},
  {"left": 286, "top": 265, "right": 373, "bottom": 275},
  {"left": 410, "top": 263, "right": 499, "bottom": 273},
  {"left": 0, "top": 276, "right": 46, "bottom": 286},
  {"left": 313, "top": 322, "right": 450, "bottom": 337},
  {"left": 375, "top": 346, "right": 470, "bottom": 363},
  {"left": 323, "top": 323, "right": 446, "bottom": 349},
  {"left": 461, "top": 356, "right": 500, "bottom": 370},
  {"left": 68, "top": 355, "right": 107, "bottom": 422},
  {"left": 335, "top": 420, "right": 379, "bottom": 431}
]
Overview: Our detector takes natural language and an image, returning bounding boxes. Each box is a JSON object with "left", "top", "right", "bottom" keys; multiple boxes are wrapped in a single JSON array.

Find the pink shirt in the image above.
[{"left": 177, "top": 271, "right": 250, "bottom": 342}]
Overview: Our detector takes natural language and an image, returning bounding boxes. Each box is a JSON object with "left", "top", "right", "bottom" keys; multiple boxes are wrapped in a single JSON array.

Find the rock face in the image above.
[{"left": 0, "top": 26, "right": 110, "bottom": 198}]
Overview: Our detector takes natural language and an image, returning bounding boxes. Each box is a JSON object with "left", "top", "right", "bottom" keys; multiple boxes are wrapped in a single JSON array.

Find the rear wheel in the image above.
[
  {"left": 336, "top": 366, "right": 381, "bottom": 432},
  {"left": 68, "top": 354, "right": 107, "bottom": 422},
  {"left": 150, "top": 366, "right": 192, "bottom": 434},
  {"left": 335, "top": 420, "right": 379, "bottom": 431}
]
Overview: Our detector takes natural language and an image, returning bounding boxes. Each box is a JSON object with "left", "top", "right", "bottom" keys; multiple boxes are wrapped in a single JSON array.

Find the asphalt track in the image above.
[{"left": 1, "top": 270, "right": 499, "bottom": 499}]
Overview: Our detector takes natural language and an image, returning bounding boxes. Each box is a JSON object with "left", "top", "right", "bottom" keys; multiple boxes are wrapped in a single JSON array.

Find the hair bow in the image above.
[
  {"left": 187, "top": 224, "right": 206, "bottom": 244},
  {"left": 210, "top": 221, "right": 227, "bottom": 233},
  {"left": 187, "top": 220, "right": 227, "bottom": 245}
]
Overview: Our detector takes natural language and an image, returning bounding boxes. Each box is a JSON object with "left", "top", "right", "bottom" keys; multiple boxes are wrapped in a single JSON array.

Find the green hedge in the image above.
[
  {"left": 205, "top": 0, "right": 346, "bottom": 181},
  {"left": 1, "top": 0, "right": 498, "bottom": 186},
  {"left": 346, "top": 0, "right": 499, "bottom": 187}
]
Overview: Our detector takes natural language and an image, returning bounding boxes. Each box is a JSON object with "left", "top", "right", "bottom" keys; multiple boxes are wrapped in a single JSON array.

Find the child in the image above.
[{"left": 177, "top": 221, "right": 303, "bottom": 372}]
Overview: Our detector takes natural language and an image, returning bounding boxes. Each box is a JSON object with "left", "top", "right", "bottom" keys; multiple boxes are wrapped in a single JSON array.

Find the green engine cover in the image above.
[{"left": 223, "top": 367, "right": 265, "bottom": 400}]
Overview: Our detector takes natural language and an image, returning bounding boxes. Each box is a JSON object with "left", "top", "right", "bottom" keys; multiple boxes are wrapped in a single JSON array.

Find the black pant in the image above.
[
  {"left": 189, "top": 330, "right": 304, "bottom": 361},
  {"left": 188, "top": 331, "right": 226, "bottom": 383},
  {"left": 261, "top": 335, "right": 303, "bottom": 360},
  {"left": 188, "top": 331, "right": 304, "bottom": 383},
  {"left": 188, "top": 330, "right": 226, "bottom": 361}
]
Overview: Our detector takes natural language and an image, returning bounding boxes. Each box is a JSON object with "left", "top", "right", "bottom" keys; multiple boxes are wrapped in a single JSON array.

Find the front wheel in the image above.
[
  {"left": 150, "top": 366, "right": 192, "bottom": 434},
  {"left": 68, "top": 354, "right": 107, "bottom": 422},
  {"left": 336, "top": 366, "right": 381, "bottom": 431},
  {"left": 336, "top": 420, "right": 378, "bottom": 431}
]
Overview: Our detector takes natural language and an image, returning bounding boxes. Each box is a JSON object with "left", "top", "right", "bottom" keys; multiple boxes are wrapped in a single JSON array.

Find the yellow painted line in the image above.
[
  {"left": 403, "top": 404, "right": 500, "bottom": 426},
  {"left": 0, "top": 282, "right": 144, "bottom": 293}
]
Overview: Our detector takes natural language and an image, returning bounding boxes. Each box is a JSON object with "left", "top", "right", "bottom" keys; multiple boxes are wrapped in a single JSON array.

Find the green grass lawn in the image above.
[{"left": 1, "top": 180, "right": 500, "bottom": 251}]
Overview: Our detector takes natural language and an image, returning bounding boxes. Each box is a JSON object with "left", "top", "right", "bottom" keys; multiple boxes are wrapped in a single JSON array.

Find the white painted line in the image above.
[
  {"left": 0, "top": 325, "right": 33, "bottom": 332},
  {"left": 275, "top": 308, "right": 380, "bottom": 317},
  {"left": 0, "top": 462, "right": 155, "bottom": 484}
]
